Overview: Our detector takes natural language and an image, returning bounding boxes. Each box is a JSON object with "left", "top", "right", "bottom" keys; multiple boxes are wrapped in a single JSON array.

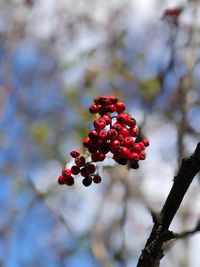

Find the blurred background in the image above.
[{"left": 0, "top": 0, "right": 200, "bottom": 266}]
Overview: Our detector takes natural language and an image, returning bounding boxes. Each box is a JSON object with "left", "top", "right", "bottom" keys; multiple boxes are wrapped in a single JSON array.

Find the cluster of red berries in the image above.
[{"left": 58, "top": 96, "right": 149, "bottom": 187}]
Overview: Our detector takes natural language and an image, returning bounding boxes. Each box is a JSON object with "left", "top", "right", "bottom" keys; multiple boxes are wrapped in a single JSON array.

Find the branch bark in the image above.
[{"left": 136, "top": 142, "right": 200, "bottom": 267}]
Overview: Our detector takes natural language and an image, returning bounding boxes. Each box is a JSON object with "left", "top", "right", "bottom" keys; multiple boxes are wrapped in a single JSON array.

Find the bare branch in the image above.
[{"left": 136, "top": 142, "right": 200, "bottom": 267}]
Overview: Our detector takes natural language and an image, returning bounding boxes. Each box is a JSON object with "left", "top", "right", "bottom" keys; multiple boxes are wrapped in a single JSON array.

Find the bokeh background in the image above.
[{"left": 0, "top": 0, "right": 200, "bottom": 266}]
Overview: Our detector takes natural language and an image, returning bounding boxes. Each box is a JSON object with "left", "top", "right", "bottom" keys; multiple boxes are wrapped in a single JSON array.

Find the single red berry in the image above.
[
  {"left": 88, "top": 130, "right": 99, "bottom": 139},
  {"left": 93, "top": 118, "right": 106, "bottom": 131},
  {"left": 121, "top": 127, "right": 129, "bottom": 137},
  {"left": 142, "top": 138, "right": 149, "bottom": 147},
  {"left": 102, "top": 115, "right": 111, "bottom": 125},
  {"left": 58, "top": 175, "right": 66, "bottom": 185},
  {"left": 98, "top": 151, "right": 106, "bottom": 161},
  {"left": 112, "top": 123, "right": 123, "bottom": 132},
  {"left": 93, "top": 174, "right": 102, "bottom": 184},
  {"left": 138, "top": 142, "right": 145, "bottom": 150},
  {"left": 70, "top": 150, "right": 81, "bottom": 158},
  {"left": 131, "top": 126, "right": 139, "bottom": 137},
  {"left": 89, "top": 104, "right": 99, "bottom": 114},
  {"left": 110, "top": 139, "right": 121, "bottom": 153},
  {"left": 62, "top": 168, "right": 72, "bottom": 177},
  {"left": 107, "top": 104, "right": 116, "bottom": 113},
  {"left": 133, "top": 143, "right": 142, "bottom": 153},
  {"left": 82, "top": 177, "right": 92, "bottom": 187},
  {"left": 71, "top": 165, "right": 80, "bottom": 175},
  {"left": 107, "top": 129, "right": 118, "bottom": 140},
  {"left": 83, "top": 137, "right": 90, "bottom": 148},
  {"left": 123, "top": 136, "right": 134, "bottom": 148},
  {"left": 116, "top": 101, "right": 125, "bottom": 113},
  {"left": 126, "top": 117, "right": 136, "bottom": 128},
  {"left": 75, "top": 156, "right": 86, "bottom": 167},
  {"left": 128, "top": 152, "right": 140, "bottom": 161},
  {"left": 117, "top": 114, "right": 129, "bottom": 124},
  {"left": 119, "top": 146, "right": 131, "bottom": 158},
  {"left": 99, "top": 130, "right": 108, "bottom": 141}
]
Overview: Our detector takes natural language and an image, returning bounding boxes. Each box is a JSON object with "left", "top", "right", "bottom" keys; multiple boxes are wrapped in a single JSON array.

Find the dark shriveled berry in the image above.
[
  {"left": 65, "top": 176, "right": 74, "bottom": 186},
  {"left": 82, "top": 177, "right": 92, "bottom": 187},
  {"left": 71, "top": 165, "right": 80, "bottom": 175},
  {"left": 93, "top": 175, "right": 102, "bottom": 184}
]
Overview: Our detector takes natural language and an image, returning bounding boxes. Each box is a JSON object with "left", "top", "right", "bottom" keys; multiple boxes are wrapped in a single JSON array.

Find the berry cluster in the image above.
[{"left": 58, "top": 96, "right": 149, "bottom": 187}]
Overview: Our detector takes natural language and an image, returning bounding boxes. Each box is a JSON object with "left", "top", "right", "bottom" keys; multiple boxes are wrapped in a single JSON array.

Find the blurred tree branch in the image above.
[{"left": 136, "top": 142, "right": 200, "bottom": 267}]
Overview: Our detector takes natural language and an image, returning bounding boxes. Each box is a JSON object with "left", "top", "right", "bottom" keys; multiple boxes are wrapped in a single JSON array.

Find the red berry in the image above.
[
  {"left": 88, "top": 130, "right": 99, "bottom": 139},
  {"left": 91, "top": 151, "right": 106, "bottom": 162},
  {"left": 112, "top": 123, "right": 123, "bottom": 132},
  {"left": 93, "top": 118, "right": 106, "bottom": 131},
  {"left": 62, "top": 168, "right": 71, "bottom": 177},
  {"left": 139, "top": 151, "right": 146, "bottom": 160},
  {"left": 121, "top": 127, "right": 129, "bottom": 137},
  {"left": 118, "top": 134, "right": 124, "bottom": 142},
  {"left": 99, "top": 130, "right": 108, "bottom": 141},
  {"left": 126, "top": 117, "right": 136, "bottom": 128},
  {"left": 93, "top": 174, "right": 102, "bottom": 184},
  {"left": 142, "top": 138, "right": 149, "bottom": 147},
  {"left": 138, "top": 142, "right": 145, "bottom": 150},
  {"left": 75, "top": 156, "right": 86, "bottom": 167},
  {"left": 116, "top": 102, "right": 125, "bottom": 113},
  {"left": 123, "top": 136, "right": 134, "bottom": 148},
  {"left": 109, "top": 96, "right": 118, "bottom": 104},
  {"left": 71, "top": 165, "right": 80, "bottom": 175},
  {"left": 128, "top": 152, "right": 140, "bottom": 161},
  {"left": 107, "top": 129, "right": 118, "bottom": 140},
  {"left": 131, "top": 126, "right": 139, "bottom": 137},
  {"left": 107, "top": 104, "right": 116, "bottom": 113},
  {"left": 70, "top": 150, "right": 80, "bottom": 158},
  {"left": 119, "top": 146, "right": 131, "bottom": 158},
  {"left": 110, "top": 139, "right": 121, "bottom": 153},
  {"left": 133, "top": 143, "right": 142, "bottom": 153},
  {"left": 58, "top": 175, "right": 66, "bottom": 185},
  {"left": 117, "top": 114, "right": 129, "bottom": 124},
  {"left": 83, "top": 137, "right": 90, "bottom": 148},
  {"left": 102, "top": 115, "right": 111, "bottom": 125},
  {"left": 94, "top": 96, "right": 111, "bottom": 105},
  {"left": 89, "top": 104, "right": 99, "bottom": 114}
]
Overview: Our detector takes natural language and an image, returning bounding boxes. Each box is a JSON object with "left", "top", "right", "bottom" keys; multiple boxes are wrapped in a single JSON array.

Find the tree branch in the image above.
[{"left": 136, "top": 142, "right": 200, "bottom": 267}]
